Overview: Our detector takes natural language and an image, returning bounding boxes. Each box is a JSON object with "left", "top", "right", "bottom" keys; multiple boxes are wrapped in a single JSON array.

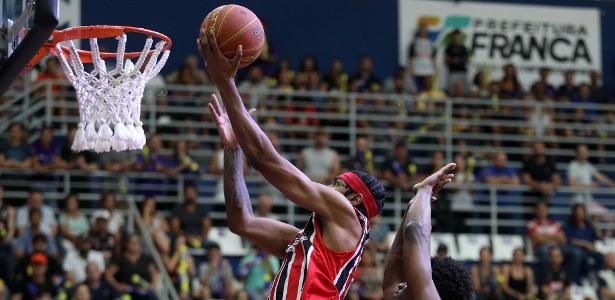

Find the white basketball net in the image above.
[{"left": 55, "top": 34, "right": 170, "bottom": 152}]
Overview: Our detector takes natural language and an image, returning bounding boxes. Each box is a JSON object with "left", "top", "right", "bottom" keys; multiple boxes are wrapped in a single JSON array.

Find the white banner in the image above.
[{"left": 398, "top": 0, "right": 602, "bottom": 89}]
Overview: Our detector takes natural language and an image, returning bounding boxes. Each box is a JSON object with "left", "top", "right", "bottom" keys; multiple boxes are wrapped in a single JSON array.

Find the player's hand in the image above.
[
  {"left": 208, "top": 94, "right": 255, "bottom": 150},
  {"left": 197, "top": 28, "right": 243, "bottom": 84},
  {"left": 412, "top": 163, "right": 456, "bottom": 196}
]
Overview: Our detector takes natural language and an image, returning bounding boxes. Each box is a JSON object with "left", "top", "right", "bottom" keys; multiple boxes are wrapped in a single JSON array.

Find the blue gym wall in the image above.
[{"left": 81, "top": 0, "right": 615, "bottom": 86}]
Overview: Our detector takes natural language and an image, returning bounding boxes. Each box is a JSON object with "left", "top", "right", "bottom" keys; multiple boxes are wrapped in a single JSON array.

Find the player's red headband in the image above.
[{"left": 339, "top": 172, "right": 378, "bottom": 219}]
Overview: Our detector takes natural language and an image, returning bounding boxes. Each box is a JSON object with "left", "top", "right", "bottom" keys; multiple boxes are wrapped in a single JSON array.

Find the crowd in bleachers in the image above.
[{"left": 0, "top": 27, "right": 614, "bottom": 300}]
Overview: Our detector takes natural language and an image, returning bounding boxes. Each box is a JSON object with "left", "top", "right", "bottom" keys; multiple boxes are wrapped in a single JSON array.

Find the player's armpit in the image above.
[{"left": 238, "top": 217, "right": 299, "bottom": 258}]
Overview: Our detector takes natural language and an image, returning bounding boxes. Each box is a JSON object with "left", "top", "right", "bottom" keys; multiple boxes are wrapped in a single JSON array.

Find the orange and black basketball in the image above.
[{"left": 203, "top": 4, "right": 265, "bottom": 68}]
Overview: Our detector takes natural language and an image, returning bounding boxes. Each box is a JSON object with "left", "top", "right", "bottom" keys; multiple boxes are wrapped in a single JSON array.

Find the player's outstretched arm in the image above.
[
  {"left": 209, "top": 102, "right": 299, "bottom": 257},
  {"left": 383, "top": 163, "right": 455, "bottom": 300},
  {"left": 224, "top": 148, "right": 299, "bottom": 257},
  {"left": 200, "top": 31, "right": 357, "bottom": 225}
]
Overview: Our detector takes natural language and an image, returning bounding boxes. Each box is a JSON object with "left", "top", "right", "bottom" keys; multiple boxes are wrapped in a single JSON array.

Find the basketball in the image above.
[{"left": 202, "top": 4, "right": 265, "bottom": 68}]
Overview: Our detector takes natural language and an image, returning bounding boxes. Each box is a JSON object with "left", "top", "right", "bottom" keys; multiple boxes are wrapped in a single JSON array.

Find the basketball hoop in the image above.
[{"left": 35, "top": 25, "right": 172, "bottom": 152}]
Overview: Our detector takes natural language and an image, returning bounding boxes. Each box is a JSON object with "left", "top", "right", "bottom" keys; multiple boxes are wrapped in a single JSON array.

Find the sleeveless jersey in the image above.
[{"left": 268, "top": 210, "right": 370, "bottom": 300}]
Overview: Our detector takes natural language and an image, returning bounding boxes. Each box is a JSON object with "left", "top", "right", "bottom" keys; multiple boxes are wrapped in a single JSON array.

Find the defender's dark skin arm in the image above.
[
  {"left": 223, "top": 147, "right": 299, "bottom": 257},
  {"left": 383, "top": 164, "right": 456, "bottom": 300}
]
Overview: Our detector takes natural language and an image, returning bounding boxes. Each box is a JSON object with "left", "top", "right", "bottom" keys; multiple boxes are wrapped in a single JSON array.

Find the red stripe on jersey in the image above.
[{"left": 284, "top": 238, "right": 305, "bottom": 299}]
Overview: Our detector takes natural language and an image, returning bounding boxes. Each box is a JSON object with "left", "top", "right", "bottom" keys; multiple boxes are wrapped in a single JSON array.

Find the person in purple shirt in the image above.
[
  {"left": 564, "top": 203, "right": 604, "bottom": 283},
  {"left": 0, "top": 122, "right": 31, "bottom": 169},
  {"left": 480, "top": 152, "right": 520, "bottom": 185},
  {"left": 30, "top": 126, "right": 65, "bottom": 172},
  {"left": 133, "top": 134, "right": 172, "bottom": 174}
]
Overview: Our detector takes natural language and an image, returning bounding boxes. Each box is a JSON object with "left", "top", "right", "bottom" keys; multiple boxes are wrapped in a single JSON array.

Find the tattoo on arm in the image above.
[{"left": 223, "top": 148, "right": 253, "bottom": 227}]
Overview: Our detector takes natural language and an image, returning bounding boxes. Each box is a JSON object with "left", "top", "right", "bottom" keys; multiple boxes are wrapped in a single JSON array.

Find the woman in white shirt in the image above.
[{"left": 408, "top": 24, "right": 436, "bottom": 91}]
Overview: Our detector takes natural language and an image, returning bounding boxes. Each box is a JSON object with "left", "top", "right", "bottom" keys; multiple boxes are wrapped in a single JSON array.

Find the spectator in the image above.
[
  {"left": 166, "top": 55, "right": 207, "bottom": 85},
  {"left": 168, "top": 140, "right": 201, "bottom": 176},
  {"left": 88, "top": 210, "right": 115, "bottom": 260},
  {"left": 382, "top": 141, "right": 416, "bottom": 191},
  {"left": 133, "top": 134, "right": 173, "bottom": 175},
  {"left": 521, "top": 141, "right": 560, "bottom": 203},
  {"left": 449, "top": 153, "right": 475, "bottom": 212},
  {"left": 13, "top": 209, "right": 58, "bottom": 258},
  {"left": 589, "top": 70, "right": 607, "bottom": 103},
  {"left": 85, "top": 262, "right": 118, "bottom": 300},
  {"left": 539, "top": 247, "right": 572, "bottom": 300},
  {"left": 444, "top": 29, "right": 469, "bottom": 93},
  {"left": 59, "top": 193, "right": 89, "bottom": 245},
  {"left": 368, "top": 215, "right": 389, "bottom": 254},
  {"left": 598, "top": 252, "right": 615, "bottom": 300},
  {"left": 501, "top": 248, "right": 535, "bottom": 300},
  {"left": 536, "top": 67, "right": 557, "bottom": 98},
  {"left": 238, "top": 65, "right": 269, "bottom": 102},
  {"left": 383, "top": 66, "right": 416, "bottom": 95},
  {"left": 94, "top": 192, "right": 124, "bottom": 239},
  {"left": 471, "top": 70, "right": 490, "bottom": 98},
  {"left": 436, "top": 244, "right": 449, "bottom": 258},
  {"left": 408, "top": 24, "right": 436, "bottom": 90},
  {"left": 573, "top": 83, "right": 599, "bottom": 120},
  {"left": 97, "top": 150, "right": 135, "bottom": 172},
  {"left": 171, "top": 184, "right": 211, "bottom": 248},
  {"left": 16, "top": 189, "right": 57, "bottom": 236},
  {"left": 527, "top": 100, "right": 555, "bottom": 138},
  {"left": 527, "top": 201, "right": 582, "bottom": 277},
  {"left": 231, "top": 289, "right": 250, "bottom": 300},
  {"left": 323, "top": 58, "right": 348, "bottom": 91},
  {"left": 557, "top": 70, "right": 577, "bottom": 100},
  {"left": 162, "top": 235, "right": 196, "bottom": 300},
  {"left": 12, "top": 253, "right": 58, "bottom": 300},
  {"left": 105, "top": 234, "right": 159, "bottom": 300},
  {"left": 357, "top": 249, "right": 383, "bottom": 300},
  {"left": 71, "top": 284, "right": 91, "bottom": 300},
  {"left": 526, "top": 81, "right": 553, "bottom": 101},
  {"left": 141, "top": 196, "right": 170, "bottom": 254},
  {"left": 350, "top": 56, "right": 381, "bottom": 92},
  {"left": 296, "top": 55, "right": 319, "bottom": 82},
  {"left": 564, "top": 203, "right": 604, "bottom": 282},
  {"left": 417, "top": 151, "right": 445, "bottom": 181},
  {"left": 199, "top": 243, "right": 233, "bottom": 300},
  {"left": 0, "top": 185, "right": 15, "bottom": 282},
  {"left": 568, "top": 144, "right": 615, "bottom": 202},
  {"left": 255, "top": 193, "right": 277, "bottom": 220},
  {"left": 0, "top": 280, "right": 6, "bottom": 300},
  {"left": 0, "top": 122, "right": 31, "bottom": 169},
  {"left": 345, "top": 135, "right": 376, "bottom": 174},
  {"left": 238, "top": 245, "right": 279, "bottom": 300},
  {"left": 30, "top": 126, "right": 65, "bottom": 172},
  {"left": 481, "top": 152, "right": 519, "bottom": 185},
  {"left": 61, "top": 127, "right": 98, "bottom": 171},
  {"left": 498, "top": 64, "right": 523, "bottom": 99},
  {"left": 63, "top": 234, "right": 105, "bottom": 283},
  {"left": 449, "top": 79, "right": 467, "bottom": 98},
  {"left": 12, "top": 235, "right": 63, "bottom": 285},
  {"left": 297, "top": 129, "right": 341, "bottom": 184},
  {"left": 471, "top": 247, "right": 501, "bottom": 300},
  {"left": 416, "top": 76, "right": 447, "bottom": 111}
]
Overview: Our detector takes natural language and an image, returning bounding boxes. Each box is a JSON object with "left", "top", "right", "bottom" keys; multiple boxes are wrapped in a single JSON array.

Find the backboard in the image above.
[{"left": 0, "top": 0, "right": 58, "bottom": 95}]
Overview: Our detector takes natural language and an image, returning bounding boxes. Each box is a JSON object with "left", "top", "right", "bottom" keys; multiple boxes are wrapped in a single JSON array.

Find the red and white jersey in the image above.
[{"left": 268, "top": 210, "right": 370, "bottom": 300}]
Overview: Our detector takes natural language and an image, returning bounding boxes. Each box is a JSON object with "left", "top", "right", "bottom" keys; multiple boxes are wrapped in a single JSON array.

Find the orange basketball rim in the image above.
[{"left": 26, "top": 25, "right": 172, "bottom": 70}]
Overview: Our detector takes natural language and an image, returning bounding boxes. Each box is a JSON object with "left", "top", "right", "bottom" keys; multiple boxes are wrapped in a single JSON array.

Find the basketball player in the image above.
[
  {"left": 200, "top": 29, "right": 384, "bottom": 298},
  {"left": 382, "top": 163, "right": 473, "bottom": 300}
]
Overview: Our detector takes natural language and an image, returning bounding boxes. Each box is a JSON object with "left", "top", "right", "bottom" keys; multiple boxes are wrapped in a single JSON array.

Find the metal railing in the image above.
[
  {"left": 0, "top": 168, "right": 613, "bottom": 234},
  {"left": 0, "top": 80, "right": 614, "bottom": 233}
]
